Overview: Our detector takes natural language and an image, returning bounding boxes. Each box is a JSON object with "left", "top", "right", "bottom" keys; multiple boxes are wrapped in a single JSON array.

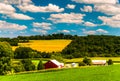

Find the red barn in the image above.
[{"left": 44, "top": 60, "right": 64, "bottom": 69}]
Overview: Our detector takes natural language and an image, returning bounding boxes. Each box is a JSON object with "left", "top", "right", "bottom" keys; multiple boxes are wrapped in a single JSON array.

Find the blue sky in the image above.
[{"left": 0, "top": 0, "right": 120, "bottom": 37}]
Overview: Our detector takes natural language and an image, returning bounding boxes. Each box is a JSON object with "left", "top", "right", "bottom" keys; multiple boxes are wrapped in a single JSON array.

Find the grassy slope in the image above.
[
  {"left": 0, "top": 64, "right": 120, "bottom": 81},
  {"left": 12, "top": 40, "right": 72, "bottom": 52}
]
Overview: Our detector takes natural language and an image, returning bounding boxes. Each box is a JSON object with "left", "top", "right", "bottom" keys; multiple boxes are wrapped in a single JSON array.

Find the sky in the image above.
[{"left": 0, "top": 0, "right": 120, "bottom": 37}]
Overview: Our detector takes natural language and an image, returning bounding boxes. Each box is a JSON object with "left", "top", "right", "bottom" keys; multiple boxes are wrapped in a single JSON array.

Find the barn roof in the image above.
[{"left": 50, "top": 60, "right": 62, "bottom": 66}]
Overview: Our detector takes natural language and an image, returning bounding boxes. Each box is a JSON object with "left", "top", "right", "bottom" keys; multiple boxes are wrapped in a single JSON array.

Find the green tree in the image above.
[
  {"left": 83, "top": 57, "right": 92, "bottom": 65},
  {"left": 37, "top": 60, "right": 44, "bottom": 70},
  {"left": 108, "top": 59, "right": 113, "bottom": 65},
  {"left": 14, "top": 47, "right": 34, "bottom": 59},
  {"left": 21, "top": 59, "right": 35, "bottom": 71},
  {"left": 0, "top": 42, "right": 14, "bottom": 58},
  {"left": 0, "top": 42, "right": 14, "bottom": 75},
  {"left": 13, "top": 62, "right": 25, "bottom": 73}
]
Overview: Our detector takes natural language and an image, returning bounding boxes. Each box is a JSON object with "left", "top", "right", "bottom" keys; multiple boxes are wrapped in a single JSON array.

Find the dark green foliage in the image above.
[
  {"left": 64, "top": 55, "right": 74, "bottom": 59},
  {"left": 17, "top": 33, "right": 74, "bottom": 40},
  {"left": 0, "top": 38, "right": 19, "bottom": 46},
  {"left": 21, "top": 59, "right": 35, "bottom": 71},
  {"left": 0, "top": 42, "right": 14, "bottom": 58},
  {"left": 0, "top": 42, "right": 13, "bottom": 75},
  {"left": 108, "top": 59, "right": 113, "bottom": 65},
  {"left": 37, "top": 60, "right": 44, "bottom": 70},
  {"left": 51, "top": 53, "right": 64, "bottom": 62},
  {"left": 62, "top": 35, "right": 120, "bottom": 58},
  {"left": 0, "top": 57, "right": 12, "bottom": 75},
  {"left": 79, "top": 62, "right": 86, "bottom": 66},
  {"left": 14, "top": 47, "right": 35, "bottom": 59},
  {"left": 13, "top": 62, "right": 25, "bottom": 73},
  {"left": 83, "top": 57, "right": 92, "bottom": 65},
  {"left": 14, "top": 47, "right": 52, "bottom": 59}
]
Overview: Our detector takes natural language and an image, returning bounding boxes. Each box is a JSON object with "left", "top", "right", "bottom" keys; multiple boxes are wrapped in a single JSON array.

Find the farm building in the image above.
[
  {"left": 92, "top": 60, "right": 107, "bottom": 65},
  {"left": 44, "top": 59, "right": 64, "bottom": 69}
]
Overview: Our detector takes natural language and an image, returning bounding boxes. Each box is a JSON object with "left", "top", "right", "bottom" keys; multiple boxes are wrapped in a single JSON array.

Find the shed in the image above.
[
  {"left": 44, "top": 59, "right": 64, "bottom": 69},
  {"left": 92, "top": 60, "right": 107, "bottom": 65}
]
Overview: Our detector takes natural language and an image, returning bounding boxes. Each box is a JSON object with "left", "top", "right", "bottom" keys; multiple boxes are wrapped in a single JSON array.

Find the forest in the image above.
[{"left": 62, "top": 35, "right": 120, "bottom": 58}]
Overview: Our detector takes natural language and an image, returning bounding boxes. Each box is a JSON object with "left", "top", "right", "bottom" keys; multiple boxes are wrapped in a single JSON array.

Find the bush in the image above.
[
  {"left": 21, "top": 59, "right": 35, "bottom": 71},
  {"left": 108, "top": 59, "right": 113, "bottom": 65},
  {"left": 79, "top": 62, "right": 86, "bottom": 66},
  {"left": 13, "top": 63, "right": 25, "bottom": 73},
  {"left": 83, "top": 57, "right": 92, "bottom": 65},
  {"left": 37, "top": 60, "right": 44, "bottom": 70},
  {"left": 0, "top": 57, "right": 12, "bottom": 75}
]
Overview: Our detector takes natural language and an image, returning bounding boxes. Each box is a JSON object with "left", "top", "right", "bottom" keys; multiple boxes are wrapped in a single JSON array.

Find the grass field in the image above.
[
  {"left": 12, "top": 40, "right": 72, "bottom": 52},
  {"left": 0, "top": 64, "right": 120, "bottom": 81},
  {"left": 65, "top": 57, "right": 120, "bottom": 63}
]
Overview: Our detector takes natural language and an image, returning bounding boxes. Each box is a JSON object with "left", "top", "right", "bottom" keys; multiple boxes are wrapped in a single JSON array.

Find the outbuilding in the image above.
[
  {"left": 44, "top": 59, "right": 64, "bottom": 69},
  {"left": 92, "top": 60, "right": 107, "bottom": 65}
]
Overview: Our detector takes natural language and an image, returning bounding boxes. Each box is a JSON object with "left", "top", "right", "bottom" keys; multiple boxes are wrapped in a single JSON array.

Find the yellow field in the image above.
[{"left": 12, "top": 40, "right": 72, "bottom": 52}]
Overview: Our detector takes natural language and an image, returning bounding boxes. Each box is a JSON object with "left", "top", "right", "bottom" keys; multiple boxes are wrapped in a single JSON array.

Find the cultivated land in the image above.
[
  {"left": 0, "top": 64, "right": 120, "bottom": 81},
  {"left": 12, "top": 40, "right": 72, "bottom": 52},
  {"left": 65, "top": 57, "right": 120, "bottom": 63}
]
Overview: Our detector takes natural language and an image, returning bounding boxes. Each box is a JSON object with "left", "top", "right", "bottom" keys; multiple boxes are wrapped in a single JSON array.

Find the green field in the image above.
[
  {"left": 65, "top": 57, "right": 120, "bottom": 63},
  {"left": 0, "top": 64, "right": 120, "bottom": 81},
  {"left": 12, "top": 40, "right": 72, "bottom": 52}
]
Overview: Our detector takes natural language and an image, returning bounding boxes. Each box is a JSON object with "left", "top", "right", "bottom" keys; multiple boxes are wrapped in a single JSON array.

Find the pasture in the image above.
[
  {"left": 0, "top": 64, "right": 120, "bottom": 81},
  {"left": 65, "top": 57, "right": 120, "bottom": 63},
  {"left": 12, "top": 40, "right": 72, "bottom": 52}
]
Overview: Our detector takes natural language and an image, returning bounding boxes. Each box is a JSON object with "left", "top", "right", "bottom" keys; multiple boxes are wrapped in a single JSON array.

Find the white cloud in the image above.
[
  {"left": 98, "top": 15, "right": 120, "bottom": 28},
  {"left": 18, "top": 3, "right": 64, "bottom": 12},
  {"left": 96, "top": 29, "right": 108, "bottom": 33},
  {"left": 66, "top": 4, "right": 76, "bottom": 9},
  {"left": 48, "top": 13, "right": 85, "bottom": 24},
  {"left": 58, "top": 30, "right": 70, "bottom": 33},
  {"left": 83, "top": 29, "right": 108, "bottom": 35},
  {"left": 0, "top": 3, "right": 15, "bottom": 15},
  {"left": 0, "top": 20, "right": 27, "bottom": 31},
  {"left": 95, "top": 4, "right": 120, "bottom": 15},
  {"left": 32, "top": 22, "right": 52, "bottom": 30},
  {"left": 2, "top": 0, "right": 32, "bottom": 5},
  {"left": 81, "top": 6, "right": 92, "bottom": 12},
  {"left": 72, "top": 0, "right": 119, "bottom": 4},
  {"left": 7, "top": 13, "right": 34, "bottom": 20},
  {"left": 32, "top": 28, "right": 47, "bottom": 34},
  {"left": 84, "top": 21, "right": 97, "bottom": 27},
  {"left": 83, "top": 29, "right": 96, "bottom": 35},
  {"left": 21, "top": 0, "right": 33, "bottom": 5},
  {"left": 0, "top": 3, "right": 33, "bottom": 20}
]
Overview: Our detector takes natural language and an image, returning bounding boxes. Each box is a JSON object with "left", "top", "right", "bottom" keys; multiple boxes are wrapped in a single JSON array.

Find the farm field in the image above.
[
  {"left": 12, "top": 40, "right": 72, "bottom": 52},
  {"left": 65, "top": 57, "right": 120, "bottom": 63},
  {"left": 0, "top": 64, "right": 120, "bottom": 81}
]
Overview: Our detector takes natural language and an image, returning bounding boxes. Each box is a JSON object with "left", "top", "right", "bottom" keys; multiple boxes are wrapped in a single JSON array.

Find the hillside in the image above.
[
  {"left": 12, "top": 40, "right": 72, "bottom": 52},
  {"left": 62, "top": 35, "right": 120, "bottom": 58}
]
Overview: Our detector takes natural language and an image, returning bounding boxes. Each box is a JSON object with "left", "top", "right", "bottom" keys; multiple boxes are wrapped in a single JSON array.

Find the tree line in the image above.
[
  {"left": 62, "top": 35, "right": 120, "bottom": 58},
  {"left": 0, "top": 33, "right": 75, "bottom": 46},
  {"left": 17, "top": 33, "right": 75, "bottom": 40}
]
